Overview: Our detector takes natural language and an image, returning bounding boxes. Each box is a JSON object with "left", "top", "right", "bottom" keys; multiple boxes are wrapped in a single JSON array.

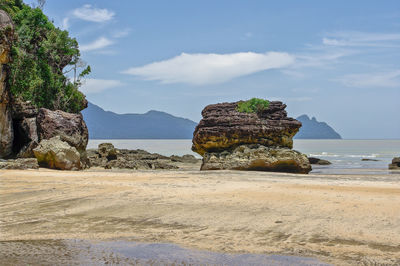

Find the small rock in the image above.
[
  {"left": 308, "top": 157, "right": 332, "bottom": 165},
  {"left": 389, "top": 157, "right": 400, "bottom": 170},
  {"left": 361, "top": 158, "right": 379, "bottom": 162}
]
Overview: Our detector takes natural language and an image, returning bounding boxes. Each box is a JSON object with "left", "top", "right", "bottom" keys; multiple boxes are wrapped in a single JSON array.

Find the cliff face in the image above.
[
  {"left": 192, "top": 100, "right": 311, "bottom": 173},
  {"left": 0, "top": 10, "right": 14, "bottom": 158},
  {"left": 192, "top": 101, "right": 301, "bottom": 156}
]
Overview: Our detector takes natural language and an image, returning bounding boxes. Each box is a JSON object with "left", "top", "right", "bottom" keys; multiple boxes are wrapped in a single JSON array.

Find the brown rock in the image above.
[
  {"left": 36, "top": 108, "right": 88, "bottom": 153},
  {"left": 308, "top": 157, "right": 332, "bottom": 165},
  {"left": 389, "top": 157, "right": 400, "bottom": 170},
  {"left": 192, "top": 101, "right": 301, "bottom": 156},
  {"left": 0, "top": 158, "right": 39, "bottom": 170}
]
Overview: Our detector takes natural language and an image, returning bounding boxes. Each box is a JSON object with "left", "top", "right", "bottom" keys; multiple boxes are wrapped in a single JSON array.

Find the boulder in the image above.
[
  {"left": 0, "top": 158, "right": 39, "bottom": 170},
  {"left": 389, "top": 157, "right": 400, "bottom": 170},
  {"left": 36, "top": 108, "right": 88, "bottom": 153},
  {"left": 33, "top": 136, "right": 81, "bottom": 170},
  {"left": 201, "top": 144, "right": 311, "bottom": 174},
  {"left": 98, "top": 143, "right": 117, "bottom": 160},
  {"left": 308, "top": 157, "right": 332, "bottom": 165},
  {"left": 192, "top": 101, "right": 301, "bottom": 156}
]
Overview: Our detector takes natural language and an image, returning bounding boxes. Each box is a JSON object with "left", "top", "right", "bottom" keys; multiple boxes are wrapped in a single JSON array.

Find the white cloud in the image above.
[
  {"left": 61, "top": 17, "right": 69, "bottom": 30},
  {"left": 123, "top": 52, "right": 295, "bottom": 85},
  {"left": 113, "top": 28, "right": 131, "bottom": 38},
  {"left": 337, "top": 70, "right": 400, "bottom": 88},
  {"left": 322, "top": 31, "right": 400, "bottom": 47},
  {"left": 80, "top": 79, "right": 124, "bottom": 94},
  {"left": 80, "top": 37, "right": 114, "bottom": 52},
  {"left": 72, "top": 4, "right": 115, "bottom": 23}
]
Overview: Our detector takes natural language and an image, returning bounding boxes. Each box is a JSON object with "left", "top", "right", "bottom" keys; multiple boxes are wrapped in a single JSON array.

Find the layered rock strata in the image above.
[
  {"left": 192, "top": 100, "right": 311, "bottom": 173},
  {"left": 0, "top": 11, "right": 14, "bottom": 158}
]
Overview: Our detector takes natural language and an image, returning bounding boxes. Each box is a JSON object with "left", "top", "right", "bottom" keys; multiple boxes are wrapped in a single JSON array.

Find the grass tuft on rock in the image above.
[{"left": 237, "top": 98, "right": 270, "bottom": 113}]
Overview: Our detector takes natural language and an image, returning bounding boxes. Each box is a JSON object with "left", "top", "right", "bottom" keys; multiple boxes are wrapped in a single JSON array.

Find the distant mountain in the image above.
[
  {"left": 295, "top": 115, "right": 342, "bottom": 139},
  {"left": 82, "top": 102, "right": 197, "bottom": 139}
]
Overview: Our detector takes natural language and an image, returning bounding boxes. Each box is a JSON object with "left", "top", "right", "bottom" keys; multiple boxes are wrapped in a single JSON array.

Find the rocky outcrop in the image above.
[
  {"left": 192, "top": 100, "right": 311, "bottom": 173},
  {"left": 192, "top": 101, "right": 301, "bottom": 156},
  {"left": 0, "top": 158, "right": 39, "bottom": 170},
  {"left": 33, "top": 136, "right": 81, "bottom": 170},
  {"left": 389, "top": 157, "right": 400, "bottom": 170},
  {"left": 0, "top": 10, "right": 14, "bottom": 158},
  {"left": 87, "top": 143, "right": 200, "bottom": 170},
  {"left": 308, "top": 157, "right": 332, "bottom": 165},
  {"left": 202, "top": 145, "right": 311, "bottom": 173},
  {"left": 37, "top": 108, "right": 88, "bottom": 153}
]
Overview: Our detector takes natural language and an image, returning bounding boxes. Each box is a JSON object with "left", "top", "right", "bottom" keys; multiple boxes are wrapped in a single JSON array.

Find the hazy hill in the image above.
[
  {"left": 295, "top": 115, "right": 342, "bottom": 139},
  {"left": 82, "top": 103, "right": 341, "bottom": 140},
  {"left": 82, "top": 102, "right": 197, "bottom": 139}
]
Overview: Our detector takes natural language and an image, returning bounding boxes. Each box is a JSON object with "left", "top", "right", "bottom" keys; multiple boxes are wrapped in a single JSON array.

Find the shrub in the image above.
[{"left": 237, "top": 98, "right": 270, "bottom": 113}]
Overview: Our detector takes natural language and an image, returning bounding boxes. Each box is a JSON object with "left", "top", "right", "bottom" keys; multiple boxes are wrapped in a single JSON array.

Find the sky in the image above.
[{"left": 25, "top": 0, "right": 400, "bottom": 139}]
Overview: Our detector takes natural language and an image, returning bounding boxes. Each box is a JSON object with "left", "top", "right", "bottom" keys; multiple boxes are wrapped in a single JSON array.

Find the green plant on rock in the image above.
[
  {"left": 1, "top": 1, "right": 90, "bottom": 113},
  {"left": 237, "top": 98, "right": 270, "bottom": 113}
]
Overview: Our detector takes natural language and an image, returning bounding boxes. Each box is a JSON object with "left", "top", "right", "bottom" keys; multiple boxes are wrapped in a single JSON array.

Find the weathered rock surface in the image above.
[
  {"left": 86, "top": 143, "right": 200, "bottom": 170},
  {"left": 192, "top": 100, "right": 311, "bottom": 173},
  {"left": 0, "top": 158, "right": 39, "bottom": 170},
  {"left": 13, "top": 117, "right": 39, "bottom": 158},
  {"left": 33, "top": 136, "right": 81, "bottom": 170},
  {"left": 11, "top": 100, "right": 38, "bottom": 119},
  {"left": 389, "top": 157, "right": 400, "bottom": 170},
  {"left": 201, "top": 144, "right": 311, "bottom": 174},
  {"left": 37, "top": 108, "right": 88, "bottom": 153},
  {"left": 170, "top": 154, "right": 199, "bottom": 164},
  {"left": 0, "top": 10, "right": 14, "bottom": 158},
  {"left": 308, "top": 157, "right": 332, "bottom": 165},
  {"left": 192, "top": 101, "right": 301, "bottom": 156}
]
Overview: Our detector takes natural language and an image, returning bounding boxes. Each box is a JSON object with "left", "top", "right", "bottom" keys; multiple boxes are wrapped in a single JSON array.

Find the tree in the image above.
[{"left": 3, "top": 1, "right": 89, "bottom": 113}]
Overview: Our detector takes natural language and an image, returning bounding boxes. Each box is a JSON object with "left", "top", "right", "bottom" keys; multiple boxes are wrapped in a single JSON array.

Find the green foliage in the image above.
[
  {"left": 1, "top": 2, "right": 89, "bottom": 113},
  {"left": 237, "top": 98, "right": 270, "bottom": 113}
]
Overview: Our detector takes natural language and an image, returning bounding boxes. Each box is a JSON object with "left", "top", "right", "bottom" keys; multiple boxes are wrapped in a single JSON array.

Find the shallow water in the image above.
[
  {"left": 87, "top": 139, "right": 400, "bottom": 174},
  {"left": 0, "top": 239, "right": 331, "bottom": 266}
]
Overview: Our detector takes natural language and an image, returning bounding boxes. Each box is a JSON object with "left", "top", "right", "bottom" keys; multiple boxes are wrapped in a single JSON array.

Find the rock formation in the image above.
[
  {"left": 33, "top": 136, "right": 81, "bottom": 170},
  {"left": 192, "top": 100, "right": 311, "bottom": 174},
  {"left": 36, "top": 108, "right": 88, "bottom": 153},
  {"left": 389, "top": 157, "right": 400, "bottom": 170},
  {"left": 87, "top": 143, "right": 200, "bottom": 170},
  {"left": 0, "top": 10, "right": 14, "bottom": 158}
]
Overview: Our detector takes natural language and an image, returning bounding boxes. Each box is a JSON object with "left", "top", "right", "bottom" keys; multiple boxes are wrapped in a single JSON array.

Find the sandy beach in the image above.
[{"left": 1, "top": 167, "right": 400, "bottom": 265}]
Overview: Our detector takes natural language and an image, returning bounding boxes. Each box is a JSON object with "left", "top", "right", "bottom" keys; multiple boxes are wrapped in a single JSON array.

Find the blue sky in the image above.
[{"left": 25, "top": 0, "right": 400, "bottom": 139}]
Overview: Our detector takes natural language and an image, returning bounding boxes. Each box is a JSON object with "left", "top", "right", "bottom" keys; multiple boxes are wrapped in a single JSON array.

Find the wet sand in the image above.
[{"left": 1, "top": 168, "right": 400, "bottom": 265}]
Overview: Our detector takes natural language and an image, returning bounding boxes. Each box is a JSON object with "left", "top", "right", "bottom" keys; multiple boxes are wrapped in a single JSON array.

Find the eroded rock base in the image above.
[{"left": 201, "top": 144, "right": 311, "bottom": 174}]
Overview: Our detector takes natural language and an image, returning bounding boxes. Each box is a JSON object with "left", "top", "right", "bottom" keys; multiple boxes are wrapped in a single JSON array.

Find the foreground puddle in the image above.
[{"left": 0, "top": 239, "right": 330, "bottom": 265}]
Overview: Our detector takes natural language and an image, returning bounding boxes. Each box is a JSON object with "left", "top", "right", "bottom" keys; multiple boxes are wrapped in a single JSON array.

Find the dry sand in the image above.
[{"left": 1, "top": 167, "right": 400, "bottom": 265}]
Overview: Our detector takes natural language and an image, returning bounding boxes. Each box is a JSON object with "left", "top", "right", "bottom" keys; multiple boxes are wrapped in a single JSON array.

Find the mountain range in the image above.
[{"left": 82, "top": 102, "right": 341, "bottom": 139}]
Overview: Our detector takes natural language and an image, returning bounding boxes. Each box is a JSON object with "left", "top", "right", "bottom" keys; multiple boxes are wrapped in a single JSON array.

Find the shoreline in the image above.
[{"left": 1, "top": 168, "right": 400, "bottom": 265}]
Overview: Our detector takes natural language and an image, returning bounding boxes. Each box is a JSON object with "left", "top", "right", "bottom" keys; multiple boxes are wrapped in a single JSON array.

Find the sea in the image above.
[{"left": 87, "top": 139, "right": 400, "bottom": 174}]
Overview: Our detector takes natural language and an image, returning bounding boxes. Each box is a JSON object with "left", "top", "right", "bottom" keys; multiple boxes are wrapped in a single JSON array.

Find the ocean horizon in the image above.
[{"left": 87, "top": 139, "right": 400, "bottom": 174}]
